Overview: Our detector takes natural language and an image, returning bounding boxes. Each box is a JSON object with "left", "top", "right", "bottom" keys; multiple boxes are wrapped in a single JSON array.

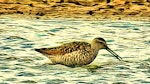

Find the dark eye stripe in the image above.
[
  {"left": 99, "top": 42, "right": 103, "bottom": 44},
  {"left": 96, "top": 41, "right": 104, "bottom": 44}
]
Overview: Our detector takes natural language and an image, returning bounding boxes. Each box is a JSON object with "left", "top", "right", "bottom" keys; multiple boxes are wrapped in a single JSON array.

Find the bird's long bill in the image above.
[{"left": 106, "top": 47, "right": 123, "bottom": 61}]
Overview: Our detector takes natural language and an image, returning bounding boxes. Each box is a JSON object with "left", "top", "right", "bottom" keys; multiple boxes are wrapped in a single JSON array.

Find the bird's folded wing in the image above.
[{"left": 35, "top": 42, "right": 91, "bottom": 56}]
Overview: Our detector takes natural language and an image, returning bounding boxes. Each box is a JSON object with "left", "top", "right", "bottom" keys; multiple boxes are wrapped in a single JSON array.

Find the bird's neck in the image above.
[
  {"left": 91, "top": 48, "right": 99, "bottom": 58},
  {"left": 91, "top": 44, "right": 100, "bottom": 53}
]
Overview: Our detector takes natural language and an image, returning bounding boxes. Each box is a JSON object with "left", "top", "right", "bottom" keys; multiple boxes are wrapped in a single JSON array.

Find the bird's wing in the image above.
[{"left": 35, "top": 42, "right": 91, "bottom": 55}]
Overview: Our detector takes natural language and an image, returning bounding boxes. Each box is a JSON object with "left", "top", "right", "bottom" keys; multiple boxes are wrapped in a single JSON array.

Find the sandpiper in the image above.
[{"left": 35, "top": 37, "right": 122, "bottom": 67}]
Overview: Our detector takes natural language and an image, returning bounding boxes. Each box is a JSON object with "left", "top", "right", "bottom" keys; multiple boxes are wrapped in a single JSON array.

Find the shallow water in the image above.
[{"left": 0, "top": 16, "right": 150, "bottom": 84}]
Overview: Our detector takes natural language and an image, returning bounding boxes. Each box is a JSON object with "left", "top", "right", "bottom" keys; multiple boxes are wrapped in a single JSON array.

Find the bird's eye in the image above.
[{"left": 99, "top": 42, "right": 103, "bottom": 43}]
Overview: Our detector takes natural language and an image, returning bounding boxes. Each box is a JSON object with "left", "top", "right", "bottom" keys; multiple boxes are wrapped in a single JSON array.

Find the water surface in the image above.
[{"left": 0, "top": 16, "right": 150, "bottom": 84}]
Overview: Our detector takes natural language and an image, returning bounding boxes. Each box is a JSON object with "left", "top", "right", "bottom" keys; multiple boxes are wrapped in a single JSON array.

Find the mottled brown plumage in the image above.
[{"left": 35, "top": 37, "right": 122, "bottom": 67}]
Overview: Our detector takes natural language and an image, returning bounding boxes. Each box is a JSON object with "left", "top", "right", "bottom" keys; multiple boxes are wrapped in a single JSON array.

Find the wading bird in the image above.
[{"left": 35, "top": 37, "right": 122, "bottom": 67}]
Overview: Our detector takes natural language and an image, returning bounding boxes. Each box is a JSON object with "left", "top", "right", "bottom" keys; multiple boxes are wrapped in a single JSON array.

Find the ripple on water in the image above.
[
  {"left": 21, "top": 43, "right": 34, "bottom": 48},
  {"left": 135, "top": 79, "right": 150, "bottom": 84},
  {"left": 43, "top": 79, "right": 67, "bottom": 84},
  {"left": 50, "top": 27, "right": 66, "bottom": 32},
  {"left": 12, "top": 66, "right": 25, "bottom": 71},
  {"left": 3, "top": 57, "right": 19, "bottom": 61},
  {"left": 21, "top": 80, "right": 37, "bottom": 83},
  {"left": 116, "top": 65, "right": 130, "bottom": 70},
  {"left": 107, "top": 22, "right": 135, "bottom": 28},
  {"left": 5, "top": 78, "right": 17, "bottom": 82},
  {"left": 0, "top": 46, "right": 11, "bottom": 50},
  {"left": 112, "top": 82, "right": 126, "bottom": 84},
  {"left": 115, "top": 73, "right": 132, "bottom": 78},
  {"left": 36, "top": 33, "right": 49, "bottom": 37},
  {"left": 3, "top": 36, "right": 30, "bottom": 42},
  {"left": 0, "top": 66, "right": 9, "bottom": 71},
  {"left": 17, "top": 72, "right": 36, "bottom": 77},
  {"left": 145, "top": 40, "right": 150, "bottom": 45},
  {"left": 144, "top": 58, "right": 150, "bottom": 62},
  {"left": 0, "top": 82, "right": 8, "bottom": 84},
  {"left": 132, "top": 27, "right": 139, "bottom": 30}
]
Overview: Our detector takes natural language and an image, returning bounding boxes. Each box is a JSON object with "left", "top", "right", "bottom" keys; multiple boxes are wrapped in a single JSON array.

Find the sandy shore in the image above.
[{"left": 0, "top": 0, "right": 150, "bottom": 20}]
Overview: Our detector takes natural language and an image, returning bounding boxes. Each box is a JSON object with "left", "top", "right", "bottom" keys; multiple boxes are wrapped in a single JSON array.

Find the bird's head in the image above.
[{"left": 91, "top": 37, "right": 123, "bottom": 61}]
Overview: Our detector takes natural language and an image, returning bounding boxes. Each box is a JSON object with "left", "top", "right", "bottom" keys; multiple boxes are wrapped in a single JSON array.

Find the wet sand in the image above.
[{"left": 0, "top": 0, "right": 150, "bottom": 20}]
